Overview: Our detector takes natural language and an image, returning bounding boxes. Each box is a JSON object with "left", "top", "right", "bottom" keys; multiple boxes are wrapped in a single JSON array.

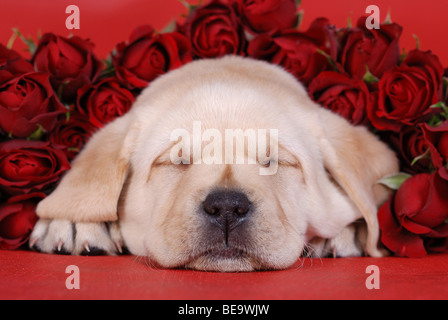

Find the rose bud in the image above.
[
  {"left": 0, "top": 193, "right": 44, "bottom": 250},
  {"left": 231, "top": 0, "right": 298, "bottom": 34},
  {"left": 248, "top": 18, "right": 337, "bottom": 85},
  {"left": 308, "top": 71, "right": 372, "bottom": 125},
  {"left": 422, "top": 120, "right": 448, "bottom": 180},
  {"left": 368, "top": 50, "right": 444, "bottom": 132},
  {"left": 378, "top": 172, "right": 448, "bottom": 257},
  {"left": 76, "top": 77, "right": 135, "bottom": 128},
  {"left": 0, "top": 59, "right": 67, "bottom": 138},
  {"left": 31, "top": 33, "right": 103, "bottom": 102},
  {"left": 387, "top": 125, "right": 431, "bottom": 175},
  {"left": 49, "top": 112, "right": 97, "bottom": 160},
  {"left": 183, "top": 0, "right": 246, "bottom": 58},
  {"left": 0, "top": 140, "right": 70, "bottom": 196},
  {"left": 338, "top": 17, "right": 402, "bottom": 79},
  {"left": 0, "top": 44, "right": 22, "bottom": 68},
  {"left": 113, "top": 25, "right": 192, "bottom": 89}
]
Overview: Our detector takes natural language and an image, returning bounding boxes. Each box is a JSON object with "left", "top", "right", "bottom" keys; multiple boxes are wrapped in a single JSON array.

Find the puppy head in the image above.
[
  {"left": 115, "top": 90, "right": 313, "bottom": 272},
  {"left": 37, "top": 56, "right": 399, "bottom": 271}
]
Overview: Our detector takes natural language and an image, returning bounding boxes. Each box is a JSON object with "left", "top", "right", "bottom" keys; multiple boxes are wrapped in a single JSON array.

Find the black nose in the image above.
[{"left": 203, "top": 190, "right": 251, "bottom": 234}]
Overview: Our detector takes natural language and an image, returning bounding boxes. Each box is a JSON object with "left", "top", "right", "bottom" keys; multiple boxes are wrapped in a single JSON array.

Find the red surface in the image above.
[
  {"left": 0, "top": 0, "right": 447, "bottom": 66},
  {"left": 1, "top": 0, "right": 448, "bottom": 301},
  {"left": 1, "top": 250, "right": 447, "bottom": 300}
]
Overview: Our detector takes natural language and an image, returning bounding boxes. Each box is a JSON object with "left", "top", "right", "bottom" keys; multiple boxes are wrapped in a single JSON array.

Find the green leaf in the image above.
[
  {"left": 57, "top": 81, "right": 69, "bottom": 101},
  {"left": 295, "top": 0, "right": 302, "bottom": 7},
  {"left": 12, "top": 28, "right": 37, "bottom": 55},
  {"left": 377, "top": 172, "right": 412, "bottom": 190},
  {"left": 6, "top": 31, "right": 18, "bottom": 50},
  {"left": 427, "top": 114, "right": 442, "bottom": 127},
  {"left": 412, "top": 34, "right": 420, "bottom": 50},
  {"left": 102, "top": 57, "right": 113, "bottom": 70},
  {"left": 411, "top": 149, "right": 430, "bottom": 166},
  {"left": 178, "top": 0, "right": 201, "bottom": 13},
  {"left": 295, "top": 10, "right": 304, "bottom": 29},
  {"left": 178, "top": 0, "right": 190, "bottom": 8},
  {"left": 347, "top": 16, "right": 352, "bottom": 29},
  {"left": 161, "top": 19, "right": 177, "bottom": 33},
  {"left": 68, "top": 147, "right": 80, "bottom": 153},
  {"left": 383, "top": 10, "right": 392, "bottom": 24},
  {"left": 430, "top": 101, "right": 448, "bottom": 112},
  {"left": 316, "top": 49, "right": 338, "bottom": 72},
  {"left": 100, "top": 57, "right": 116, "bottom": 78},
  {"left": 399, "top": 48, "right": 407, "bottom": 65},
  {"left": 430, "top": 102, "right": 448, "bottom": 120},
  {"left": 27, "top": 124, "right": 44, "bottom": 141},
  {"left": 362, "top": 65, "right": 379, "bottom": 83}
]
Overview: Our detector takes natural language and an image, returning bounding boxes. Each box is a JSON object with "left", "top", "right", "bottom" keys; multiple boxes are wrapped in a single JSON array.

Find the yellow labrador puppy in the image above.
[{"left": 30, "top": 56, "right": 398, "bottom": 272}]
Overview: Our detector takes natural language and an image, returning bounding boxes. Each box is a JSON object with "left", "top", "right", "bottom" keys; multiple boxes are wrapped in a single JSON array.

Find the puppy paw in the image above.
[
  {"left": 306, "top": 225, "right": 363, "bottom": 258},
  {"left": 29, "top": 219, "right": 126, "bottom": 256},
  {"left": 326, "top": 225, "right": 363, "bottom": 257}
]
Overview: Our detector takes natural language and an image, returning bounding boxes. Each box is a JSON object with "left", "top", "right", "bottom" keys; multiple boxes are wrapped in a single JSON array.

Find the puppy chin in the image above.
[
  {"left": 181, "top": 248, "right": 302, "bottom": 272},
  {"left": 184, "top": 255, "right": 256, "bottom": 272}
]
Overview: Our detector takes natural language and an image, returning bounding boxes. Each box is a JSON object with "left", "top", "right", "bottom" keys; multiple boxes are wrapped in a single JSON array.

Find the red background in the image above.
[
  {"left": 1, "top": 1, "right": 448, "bottom": 300},
  {"left": 0, "top": 0, "right": 447, "bottom": 66}
]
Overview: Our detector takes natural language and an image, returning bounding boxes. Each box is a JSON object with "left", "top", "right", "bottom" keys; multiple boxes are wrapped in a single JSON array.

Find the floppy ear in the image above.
[
  {"left": 37, "top": 112, "right": 139, "bottom": 222},
  {"left": 317, "top": 108, "right": 399, "bottom": 257}
]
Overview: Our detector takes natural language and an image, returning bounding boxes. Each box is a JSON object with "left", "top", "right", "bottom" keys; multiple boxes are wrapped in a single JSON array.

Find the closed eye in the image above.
[
  {"left": 259, "top": 159, "right": 301, "bottom": 170},
  {"left": 147, "top": 158, "right": 190, "bottom": 183},
  {"left": 279, "top": 160, "right": 302, "bottom": 170},
  {"left": 153, "top": 158, "right": 191, "bottom": 169}
]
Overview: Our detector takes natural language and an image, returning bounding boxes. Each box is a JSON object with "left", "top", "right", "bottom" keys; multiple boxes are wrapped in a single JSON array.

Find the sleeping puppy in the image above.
[{"left": 30, "top": 56, "right": 399, "bottom": 272}]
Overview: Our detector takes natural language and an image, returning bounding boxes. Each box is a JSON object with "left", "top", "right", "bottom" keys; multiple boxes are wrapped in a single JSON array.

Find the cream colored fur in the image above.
[{"left": 31, "top": 56, "right": 399, "bottom": 271}]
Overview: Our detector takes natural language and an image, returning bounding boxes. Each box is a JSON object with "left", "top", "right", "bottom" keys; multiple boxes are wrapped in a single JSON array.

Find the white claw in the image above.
[
  {"left": 29, "top": 237, "right": 38, "bottom": 248},
  {"left": 57, "top": 240, "right": 64, "bottom": 252},
  {"left": 115, "top": 241, "right": 123, "bottom": 254}
]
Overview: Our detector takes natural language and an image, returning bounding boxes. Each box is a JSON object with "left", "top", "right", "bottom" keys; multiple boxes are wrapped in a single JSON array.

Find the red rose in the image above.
[
  {"left": 0, "top": 140, "right": 70, "bottom": 196},
  {"left": 183, "top": 0, "right": 246, "bottom": 58},
  {"left": 31, "top": 33, "right": 103, "bottom": 102},
  {"left": 231, "top": 0, "right": 298, "bottom": 34},
  {"left": 76, "top": 77, "right": 135, "bottom": 128},
  {"left": 0, "top": 59, "right": 67, "bottom": 138},
  {"left": 404, "top": 49, "right": 445, "bottom": 98},
  {"left": 387, "top": 126, "right": 431, "bottom": 175},
  {"left": 49, "top": 112, "right": 97, "bottom": 160},
  {"left": 308, "top": 71, "right": 371, "bottom": 125},
  {"left": 368, "top": 50, "right": 444, "bottom": 132},
  {"left": 0, "top": 44, "right": 21, "bottom": 68},
  {"left": 378, "top": 172, "right": 448, "bottom": 257},
  {"left": 422, "top": 121, "right": 448, "bottom": 180},
  {"left": 0, "top": 55, "right": 35, "bottom": 75},
  {"left": 338, "top": 17, "right": 402, "bottom": 79},
  {"left": 113, "top": 25, "right": 192, "bottom": 89},
  {"left": 0, "top": 193, "right": 44, "bottom": 250},
  {"left": 248, "top": 18, "right": 337, "bottom": 84}
]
